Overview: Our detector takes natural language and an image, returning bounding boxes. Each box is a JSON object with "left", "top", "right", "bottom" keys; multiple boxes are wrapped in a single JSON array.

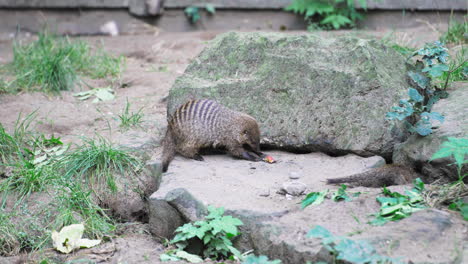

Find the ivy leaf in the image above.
[
  {"left": 412, "top": 120, "right": 432, "bottom": 136},
  {"left": 175, "top": 250, "right": 203, "bottom": 263},
  {"left": 205, "top": 4, "right": 215, "bottom": 14},
  {"left": 210, "top": 216, "right": 243, "bottom": 235},
  {"left": 386, "top": 99, "right": 414, "bottom": 121},
  {"left": 334, "top": 239, "right": 377, "bottom": 263},
  {"left": 422, "top": 111, "right": 444, "bottom": 123},
  {"left": 408, "top": 88, "right": 424, "bottom": 102},
  {"left": 242, "top": 255, "right": 282, "bottom": 264},
  {"left": 425, "top": 94, "right": 441, "bottom": 112},
  {"left": 307, "top": 225, "right": 333, "bottom": 239},
  {"left": 160, "top": 252, "right": 181, "bottom": 261},
  {"left": 206, "top": 205, "right": 225, "bottom": 219},
  {"left": 422, "top": 64, "right": 449, "bottom": 78},
  {"left": 408, "top": 71, "right": 430, "bottom": 89},
  {"left": 184, "top": 7, "right": 200, "bottom": 23}
]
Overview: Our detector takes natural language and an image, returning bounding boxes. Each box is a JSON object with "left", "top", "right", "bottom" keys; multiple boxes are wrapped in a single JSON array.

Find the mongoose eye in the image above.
[{"left": 243, "top": 130, "right": 248, "bottom": 135}]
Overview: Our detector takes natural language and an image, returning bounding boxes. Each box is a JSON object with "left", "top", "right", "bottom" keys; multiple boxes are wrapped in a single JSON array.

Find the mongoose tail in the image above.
[
  {"left": 326, "top": 165, "right": 421, "bottom": 188},
  {"left": 161, "top": 128, "right": 176, "bottom": 172}
]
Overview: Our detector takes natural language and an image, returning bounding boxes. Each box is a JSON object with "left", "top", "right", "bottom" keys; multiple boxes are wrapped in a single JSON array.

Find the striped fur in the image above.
[{"left": 161, "top": 99, "right": 263, "bottom": 172}]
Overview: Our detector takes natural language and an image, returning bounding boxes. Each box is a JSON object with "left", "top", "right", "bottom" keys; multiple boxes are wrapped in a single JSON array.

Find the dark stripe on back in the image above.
[
  {"left": 176, "top": 103, "right": 184, "bottom": 126},
  {"left": 182, "top": 101, "right": 191, "bottom": 123},
  {"left": 202, "top": 100, "right": 215, "bottom": 125},
  {"left": 206, "top": 103, "right": 219, "bottom": 132},
  {"left": 198, "top": 100, "right": 210, "bottom": 120},
  {"left": 189, "top": 100, "right": 199, "bottom": 123}
]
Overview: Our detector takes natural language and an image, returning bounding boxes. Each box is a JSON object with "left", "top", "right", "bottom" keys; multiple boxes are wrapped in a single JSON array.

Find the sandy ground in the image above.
[{"left": 0, "top": 22, "right": 463, "bottom": 263}]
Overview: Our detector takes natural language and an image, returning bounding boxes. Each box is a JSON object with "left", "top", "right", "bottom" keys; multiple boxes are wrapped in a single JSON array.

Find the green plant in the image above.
[
  {"left": 59, "top": 137, "right": 140, "bottom": 192},
  {"left": 448, "top": 198, "right": 468, "bottom": 221},
  {"left": 285, "top": 0, "right": 368, "bottom": 30},
  {"left": 426, "top": 137, "right": 468, "bottom": 221},
  {"left": 331, "top": 184, "right": 354, "bottom": 201},
  {"left": 6, "top": 30, "right": 124, "bottom": 93},
  {"left": 54, "top": 181, "right": 115, "bottom": 240},
  {"left": 185, "top": 4, "right": 216, "bottom": 24},
  {"left": 301, "top": 190, "right": 328, "bottom": 208},
  {"left": 370, "top": 178, "right": 426, "bottom": 226},
  {"left": 431, "top": 137, "right": 468, "bottom": 182},
  {"left": 242, "top": 255, "right": 282, "bottom": 264},
  {"left": 162, "top": 206, "right": 243, "bottom": 261},
  {"left": 0, "top": 211, "right": 20, "bottom": 256},
  {"left": 308, "top": 225, "right": 402, "bottom": 263},
  {"left": 118, "top": 99, "right": 144, "bottom": 130},
  {"left": 1, "top": 117, "right": 119, "bottom": 255},
  {"left": 440, "top": 17, "right": 467, "bottom": 45},
  {"left": 302, "top": 185, "right": 360, "bottom": 209},
  {"left": 386, "top": 41, "right": 452, "bottom": 136},
  {"left": 441, "top": 46, "right": 467, "bottom": 83}
]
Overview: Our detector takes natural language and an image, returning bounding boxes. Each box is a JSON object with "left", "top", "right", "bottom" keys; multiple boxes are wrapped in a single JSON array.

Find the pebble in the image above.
[
  {"left": 289, "top": 171, "right": 301, "bottom": 179},
  {"left": 258, "top": 189, "right": 270, "bottom": 197},
  {"left": 281, "top": 181, "right": 307, "bottom": 196}
]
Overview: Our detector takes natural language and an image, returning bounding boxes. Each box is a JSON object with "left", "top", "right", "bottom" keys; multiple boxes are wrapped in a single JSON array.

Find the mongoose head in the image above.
[{"left": 239, "top": 115, "right": 261, "bottom": 153}]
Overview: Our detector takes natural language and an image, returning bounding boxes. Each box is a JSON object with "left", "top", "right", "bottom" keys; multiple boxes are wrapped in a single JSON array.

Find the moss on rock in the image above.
[{"left": 168, "top": 32, "right": 409, "bottom": 158}]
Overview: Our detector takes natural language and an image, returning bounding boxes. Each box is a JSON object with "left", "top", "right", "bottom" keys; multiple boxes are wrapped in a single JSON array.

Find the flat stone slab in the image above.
[
  {"left": 153, "top": 151, "right": 384, "bottom": 213},
  {"left": 150, "top": 151, "right": 468, "bottom": 263}
]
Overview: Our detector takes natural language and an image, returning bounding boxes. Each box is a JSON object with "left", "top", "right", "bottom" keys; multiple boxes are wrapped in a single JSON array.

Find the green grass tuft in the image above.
[
  {"left": 118, "top": 99, "right": 144, "bottom": 131},
  {"left": 0, "top": 115, "right": 140, "bottom": 255},
  {"left": 440, "top": 18, "right": 467, "bottom": 45},
  {"left": 59, "top": 136, "right": 140, "bottom": 192},
  {"left": 441, "top": 46, "right": 467, "bottom": 83},
  {"left": 53, "top": 181, "right": 116, "bottom": 240},
  {"left": 6, "top": 30, "right": 125, "bottom": 93}
]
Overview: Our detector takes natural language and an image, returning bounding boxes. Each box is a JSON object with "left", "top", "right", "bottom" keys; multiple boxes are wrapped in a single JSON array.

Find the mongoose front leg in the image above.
[
  {"left": 193, "top": 154, "right": 204, "bottom": 161},
  {"left": 177, "top": 143, "right": 204, "bottom": 161},
  {"left": 242, "top": 151, "right": 261, "bottom": 161},
  {"left": 228, "top": 146, "right": 261, "bottom": 161}
]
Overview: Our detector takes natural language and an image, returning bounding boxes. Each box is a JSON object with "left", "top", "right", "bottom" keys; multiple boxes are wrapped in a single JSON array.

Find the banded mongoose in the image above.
[
  {"left": 161, "top": 99, "right": 265, "bottom": 172},
  {"left": 326, "top": 165, "right": 422, "bottom": 188}
]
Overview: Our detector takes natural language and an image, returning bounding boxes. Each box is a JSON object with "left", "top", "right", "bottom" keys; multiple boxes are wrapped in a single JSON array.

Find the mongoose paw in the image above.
[
  {"left": 193, "top": 154, "right": 204, "bottom": 161},
  {"left": 242, "top": 151, "right": 261, "bottom": 161}
]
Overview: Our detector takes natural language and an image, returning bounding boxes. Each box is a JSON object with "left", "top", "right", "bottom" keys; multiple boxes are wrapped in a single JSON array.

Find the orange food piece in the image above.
[{"left": 262, "top": 155, "right": 276, "bottom": 163}]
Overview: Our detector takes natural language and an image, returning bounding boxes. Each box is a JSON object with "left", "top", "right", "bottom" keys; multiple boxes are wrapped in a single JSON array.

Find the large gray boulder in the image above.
[
  {"left": 393, "top": 84, "right": 468, "bottom": 183},
  {"left": 167, "top": 32, "right": 409, "bottom": 159}
]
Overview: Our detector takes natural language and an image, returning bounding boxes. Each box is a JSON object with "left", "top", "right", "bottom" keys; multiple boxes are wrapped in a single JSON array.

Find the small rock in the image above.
[
  {"left": 100, "top": 21, "right": 119, "bottom": 36},
  {"left": 289, "top": 171, "right": 301, "bottom": 179},
  {"left": 281, "top": 181, "right": 307, "bottom": 196},
  {"left": 362, "top": 156, "right": 386, "bottom": 169},
  {"left": 259, "top": 189, "right": 270, "bottom": 197}
]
